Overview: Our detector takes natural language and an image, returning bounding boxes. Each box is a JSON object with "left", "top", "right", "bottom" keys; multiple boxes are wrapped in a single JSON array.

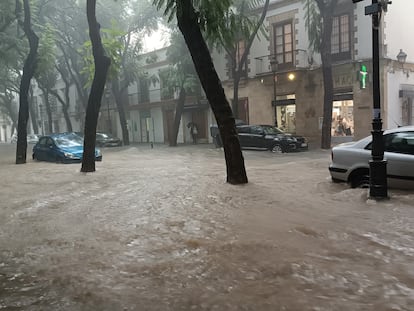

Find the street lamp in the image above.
[
  {"left": 270, "top": 57, "right": 278, "bottom": 127},
  {"left": 397, "top": 49, "right": 409, "bottom": 77}
]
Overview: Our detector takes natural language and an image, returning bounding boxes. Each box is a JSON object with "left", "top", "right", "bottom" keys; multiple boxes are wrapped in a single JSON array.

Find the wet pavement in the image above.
[{"left": 0, "top": 143, "right": 413, "bottom": 310}]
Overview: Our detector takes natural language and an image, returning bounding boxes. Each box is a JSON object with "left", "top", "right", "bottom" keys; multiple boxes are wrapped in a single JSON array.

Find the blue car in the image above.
[{"left": 32, "top": 132, "right": 102, "bottom": 163}]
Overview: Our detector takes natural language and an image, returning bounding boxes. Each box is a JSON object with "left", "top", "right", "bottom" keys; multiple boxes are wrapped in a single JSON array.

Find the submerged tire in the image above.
[
  {"left": 271, "top": 144, "right": 283, "bottom": 154},
  {"left": 350, "top": 172, "right": 370, "bottom": 188}
]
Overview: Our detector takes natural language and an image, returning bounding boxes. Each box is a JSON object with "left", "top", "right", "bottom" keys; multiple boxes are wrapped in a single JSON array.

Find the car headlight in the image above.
[
  {"left": 95, "top": 150, "right": 102, "bottom": 157},
  {"left": 273, "top": 137, "right": 280, "bottom": 141},
  {"left": 64, "top": 152, "right": 77, "bottom": 159}
]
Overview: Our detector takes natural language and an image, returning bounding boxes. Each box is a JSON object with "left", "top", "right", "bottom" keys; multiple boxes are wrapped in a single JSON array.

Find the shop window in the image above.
[{"left": 332, "top": 100, "right": 353, "bottom": 137}]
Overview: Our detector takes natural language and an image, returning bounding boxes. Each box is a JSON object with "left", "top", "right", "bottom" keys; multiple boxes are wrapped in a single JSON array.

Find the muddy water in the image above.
[{"left": 0, "top": 144, "right": 413, "bottom": 310}]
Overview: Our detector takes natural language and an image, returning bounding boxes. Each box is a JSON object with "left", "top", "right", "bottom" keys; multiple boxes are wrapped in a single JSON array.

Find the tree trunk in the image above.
[
  {"left": 81, "top": 0, "right": 111, "bottom": 172},
  {"left": 232, "top": 72, "right": 240, "bottom": 118},
  {"left": 317, "top": 0, "right": 337, "bottom": 149},
  {"left": 50, "top": 88, "right": 73, "bottom": 132},
  {"left": 29, "top": 88, "right": 39, "bottom": 134},
  {"left": 230, "top": 0, "right": 270, "bottom": 120},
  {"left": 15, "top": 0, "right": 38, "bottom": 164},
  {"left": 176, "top": 0, "right": 247, "bottom": 184},
  {"left": 170, "top": 86, "right": 186, "bottom": 147},
  {"left": 38, "top": 87, "right": 53, "bottom": 134},
  {"left": 111, "top": 79, "right": 129, "bottom": 145}
]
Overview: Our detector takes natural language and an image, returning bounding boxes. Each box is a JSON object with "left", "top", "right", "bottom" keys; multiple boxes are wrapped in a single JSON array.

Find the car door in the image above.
[
  {"left": 45, "top": 137, "right": 57, "bottom": 162},
  {"left": 35, "top": 137, "right": 49, "bottom": 161},
  {"left": 384, "top": 131, "right": 414, "bottom": 189},
  {"left": 237, "top": 126, "right": 251, "bottom": 148},
  {"left": 249, "top": 126, "right": 267, "bottom": 149}
]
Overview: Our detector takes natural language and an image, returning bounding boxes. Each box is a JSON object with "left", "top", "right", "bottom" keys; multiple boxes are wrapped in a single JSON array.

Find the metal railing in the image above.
[{"left": 254, "top": 49, "right": 312, "bottom": 75}]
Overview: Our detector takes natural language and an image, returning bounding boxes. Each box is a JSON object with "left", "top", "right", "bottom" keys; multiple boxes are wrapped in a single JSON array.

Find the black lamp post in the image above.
[
  {"left": 270, "top": 57, "right": 278, "bottom": 127},
  {"left": 353, "top": 0, "right": 390, "bottom": 199}
]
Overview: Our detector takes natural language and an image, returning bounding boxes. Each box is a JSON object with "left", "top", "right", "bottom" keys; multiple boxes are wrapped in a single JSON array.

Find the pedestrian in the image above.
[{"left": 187, "top": 122, "right": 198, "bottom": 144}]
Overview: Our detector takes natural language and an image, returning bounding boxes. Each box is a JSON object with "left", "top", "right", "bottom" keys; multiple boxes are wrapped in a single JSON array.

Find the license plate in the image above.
[{"left": 301, "top": 143, "right": 308, "bottom": 147}]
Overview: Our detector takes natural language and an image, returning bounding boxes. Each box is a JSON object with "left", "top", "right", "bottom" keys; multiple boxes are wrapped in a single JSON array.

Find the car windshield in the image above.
[
  {"left": 262, "top": 126, "right": 284, "bottom": 135},
  {"left": 54, "top": 134, "right": 83, "bottom": 147}
]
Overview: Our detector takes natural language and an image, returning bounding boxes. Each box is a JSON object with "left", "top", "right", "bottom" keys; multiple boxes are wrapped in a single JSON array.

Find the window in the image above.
[
  {"left": 138, "top": 78, "right": 150, "bottom": 103},
  {"left": 273, "top": 21, "right": 293, "bottom": 69},
  {"left": 250, "top": 126, "right": 264, "bottom": 135},
  {"left": 331, "top": 14, "right": 351, "bottom": 61},
  {"left": 384, "top": 132, "right": 414, "bottom": 155}
]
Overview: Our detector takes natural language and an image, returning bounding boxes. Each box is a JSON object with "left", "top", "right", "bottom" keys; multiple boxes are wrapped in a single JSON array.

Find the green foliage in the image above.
[
  {"left": 209, "top": 0, "right": 268, "bottom": 50},
  {"left": 36, "top": 24, "right": 56, "bottom": 76},
  {"left": 164, "top": 31, "right": 200, "bottom": 94},
  {"left": 153, "top": 0, "right": 233, "bottom": 34},
  {"left": 80, "top": 22, "right": 125, "bottom": 88},
  {"left": 303, "top": 0, "right": 322, "bottom": 53}
]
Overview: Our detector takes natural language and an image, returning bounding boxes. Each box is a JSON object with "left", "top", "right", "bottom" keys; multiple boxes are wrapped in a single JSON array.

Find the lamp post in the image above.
[
  {"left": 270, "top": 57, "right": 278, "bottom": 127},
  {"left": 353, "top": 0, "right": 390, "bottom": 199}
]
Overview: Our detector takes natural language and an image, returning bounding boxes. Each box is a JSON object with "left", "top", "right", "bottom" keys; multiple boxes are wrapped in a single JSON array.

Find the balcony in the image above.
[{"left": 254, "top": 49, "right": 312, "bottom": 76}]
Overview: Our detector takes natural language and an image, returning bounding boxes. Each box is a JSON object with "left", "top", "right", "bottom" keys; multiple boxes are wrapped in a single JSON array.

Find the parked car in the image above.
[
  {"left": 95, "top": 132, "right": 122, "bottom": 147},
  {"left": 329, "top": 126, "right": 414, "bottom": 189},
  {"left": 32, "top": 132, "right": 102, "bottom": 163},
  {"left": 236, "top": 124, "right": 308, "bottom": 153},
  {"left": 75, "top": 132, "right": 122, "bottom": 147},
  {"left": 10, "top": 133, "right": 41, "bottom": 144},
  {"left": 27, "top": 134, "right": 41, "bottom": 144},
  {"left": 210, "top": 119, "right": 247, "bottom": 148}
]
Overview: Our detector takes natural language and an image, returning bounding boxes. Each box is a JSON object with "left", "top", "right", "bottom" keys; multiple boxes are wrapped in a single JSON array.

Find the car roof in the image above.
[{"left": 383, "top": 125, "right": 414, "bottom": 134}]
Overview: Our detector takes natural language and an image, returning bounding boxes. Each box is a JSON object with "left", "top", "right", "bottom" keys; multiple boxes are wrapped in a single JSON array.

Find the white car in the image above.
[{"left": 329, "top": 126, "right": 414, "bottom": 189}]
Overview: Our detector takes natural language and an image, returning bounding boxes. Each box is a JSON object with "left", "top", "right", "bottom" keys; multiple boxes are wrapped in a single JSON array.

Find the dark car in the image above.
[
  {"left": 95, "top": 132, "right": 122, "bottom": 147},
  {"left": 210, "top": 119, "right": 247, "bottom": 147},
  {"left": 32, "top": 132, "right": 102, "bottom": 163},
  {"left": 236, "top": 125, "right": 308, "bottom": 153}
]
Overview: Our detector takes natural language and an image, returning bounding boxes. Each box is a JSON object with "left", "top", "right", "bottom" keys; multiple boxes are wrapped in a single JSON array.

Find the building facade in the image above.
[
  {"left": 3, "top": 0, "right": 414, "bottom": 147},
  {"left": 214, "top": 0, "right": 414, "bottom": 146}
]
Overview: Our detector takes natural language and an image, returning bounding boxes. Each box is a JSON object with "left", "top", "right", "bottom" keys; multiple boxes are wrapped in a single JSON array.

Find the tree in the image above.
[
  {"left": 15, "top": 0, "right": 39, "bottom": 164},
  {"left": 154, "top": 0, "right": 248, "bottom": 184},
  {"left": 211, "top": 0, "right": 269, "bottom": 118},
  {"left": 81, "top": 0, "right": 111, "bottom": 172},
  {"left": 164, "top": 30, "right": 200, "bottom": 146},
  {"left": 304, "top": 0, "right": 338, "bottom": 149}
]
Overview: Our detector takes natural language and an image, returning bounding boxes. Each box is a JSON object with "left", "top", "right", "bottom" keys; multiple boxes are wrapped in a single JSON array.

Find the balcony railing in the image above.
[{"left": 254, "top": 49, "right": 312, "bottom": 75}]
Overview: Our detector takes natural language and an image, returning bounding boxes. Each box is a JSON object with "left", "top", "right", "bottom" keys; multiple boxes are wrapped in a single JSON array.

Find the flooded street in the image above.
[{"left": 0, "top": 143, "right": 413, "bottom": 310}]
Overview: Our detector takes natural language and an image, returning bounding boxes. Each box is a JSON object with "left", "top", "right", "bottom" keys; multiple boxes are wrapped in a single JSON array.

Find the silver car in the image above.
[{"left": 329, "top": 126, "right": 414, "bottom": 189}]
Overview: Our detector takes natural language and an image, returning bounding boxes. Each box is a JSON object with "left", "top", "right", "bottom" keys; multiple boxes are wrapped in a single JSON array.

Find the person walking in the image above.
[{"left": 187, "top": 122, "right": 198, "bottom": 144}]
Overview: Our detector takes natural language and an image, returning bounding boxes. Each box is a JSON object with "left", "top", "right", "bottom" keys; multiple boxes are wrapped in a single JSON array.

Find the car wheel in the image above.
[
  {"left": 271, "top": 144, "right": 283, "bottom": 153},
  {"left": 350, "top": 172, "right": 370, "bottom": 188}
]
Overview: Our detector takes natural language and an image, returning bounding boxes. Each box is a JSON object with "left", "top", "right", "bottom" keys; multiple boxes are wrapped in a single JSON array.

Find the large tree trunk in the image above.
[
  {"left": 15, "top": 0, "right": 38, "bottom": 164},
  {"left": 170, "top": 86, "right": 186, "bottom": 147},
  {"left": 176, "top": 0, "right": 247, "bottom": 184},
  {"left": 317, "top": 0, "right": 337, "bottom": 149},
  {"left": 81, "top": 0, "right": 111, "bottom": 172}
]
